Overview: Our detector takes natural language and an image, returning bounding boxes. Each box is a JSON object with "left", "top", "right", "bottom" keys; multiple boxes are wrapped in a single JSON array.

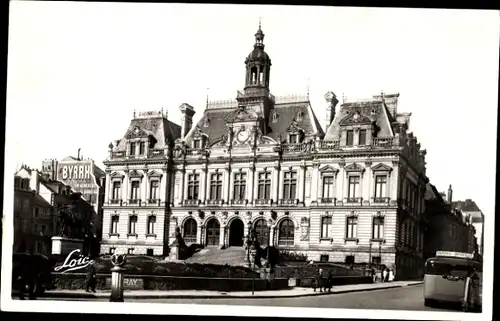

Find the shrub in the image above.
[{"left": 279, "top": 250, "right": 308, "bottom": 262}]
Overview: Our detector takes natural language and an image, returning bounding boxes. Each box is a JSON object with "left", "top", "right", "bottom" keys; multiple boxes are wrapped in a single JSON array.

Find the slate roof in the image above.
[
  {"left": 185, "top": 101, "right": 324, "bottom": 145},
  {"left": 323, "top": 94, "right": 399, "bottom": 141},
  {"left": 114, "top": 115, "right": 181, "bottom": 151},
  {"left": 424, "top": 183, "right": 445, "bottom": 202},
  {"left": 451, "top": 200, "right": 483, "bottom": 223}
]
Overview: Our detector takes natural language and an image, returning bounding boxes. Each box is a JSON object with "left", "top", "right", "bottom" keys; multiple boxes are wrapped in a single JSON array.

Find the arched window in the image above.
[
  {"left": 183, "top": 218, "right": 197, "bottom": 244},
  {"left": 205, "top": 219, "right": 220, "bottom": 246},
  {"left": 254, "top": 218, "right": 269, "bottom": 246},
  {"left": 278, "top": 218, "right": 295, "bottom": 247}
]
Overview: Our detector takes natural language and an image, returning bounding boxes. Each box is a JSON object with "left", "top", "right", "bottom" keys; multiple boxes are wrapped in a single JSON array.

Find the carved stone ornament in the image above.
[
  {"left": 173, "top": 145, "right": 184, "bottom": 158},
  {"left": 300, "top": 217, "right": 310, "bottom": 241},
  {"left": 340, "top": 110, "right": 372, "bottom": 126}
]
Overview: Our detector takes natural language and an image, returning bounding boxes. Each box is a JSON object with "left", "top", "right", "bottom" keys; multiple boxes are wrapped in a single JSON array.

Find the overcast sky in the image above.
[{"left": 6, "top": 2, "right": 499, "bottom": 216}]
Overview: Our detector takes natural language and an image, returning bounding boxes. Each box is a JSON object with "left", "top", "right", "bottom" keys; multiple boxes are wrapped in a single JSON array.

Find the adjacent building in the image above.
[
  {"left": 41, "top": 155, "right": 106, "bottom": 247},
  {"left": 451, "top": 199, "right": 484, "bottom": 257},
  {"left": 13, "top": 165, "right": 97, "bottom": 255},
  {"left": 423, "top": 183, "right": 478, "bottom": 261}
]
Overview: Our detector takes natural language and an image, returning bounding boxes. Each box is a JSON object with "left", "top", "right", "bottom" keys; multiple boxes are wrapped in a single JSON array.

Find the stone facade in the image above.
[{"left": 101, "top": 24, "right": 429, "bottom": 279}]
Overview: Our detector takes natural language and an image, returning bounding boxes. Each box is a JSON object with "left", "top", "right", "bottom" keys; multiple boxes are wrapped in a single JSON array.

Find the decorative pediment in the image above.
[
  {"left": 319, "top": 165, "right": 338, "bottom": 174},
  {"left": 147, "top": 170, "right": 163, "bottom": 178},
  {"left": 286, "top": 121, "right": 304, "bottom": 133},
  {"left": 371, "top": 163, "right": 393, "bottom": 173},
  {"left": 110, "top": 172, "right": 124, "bottom": 180},
  {"left": 192, "top": 126, "right": 209, "bottom": 140},
  {"left": 128, "top": 170, "right": 144, "bottom": 179},
  {"left": 340, "top": 110, "right": 372, "bottom": 126},
  {"left": 226, "top": 106, "right": 258, "bottom": 123},
  {"left": 125, "top": 125, "right": 150, "bottom": 139},
  {"left": 344, "top": 163, "right": 365, "bottom": 173}
]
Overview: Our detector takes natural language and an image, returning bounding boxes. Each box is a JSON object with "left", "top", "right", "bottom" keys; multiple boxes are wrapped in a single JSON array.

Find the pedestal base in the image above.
[
  {"left": 51, "top": 236, "right": 84, "bottom": 255},
  {"left": 169, "top": 245, "right": 180, "bottom": 260},
  {"left": 110, "top": 267, "right": 125, "bottom": 302}
]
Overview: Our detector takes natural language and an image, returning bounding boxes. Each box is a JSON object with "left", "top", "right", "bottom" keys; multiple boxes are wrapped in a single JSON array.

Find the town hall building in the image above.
[{"left": 101, "top": 24, "right": 429, "bottom": 279}]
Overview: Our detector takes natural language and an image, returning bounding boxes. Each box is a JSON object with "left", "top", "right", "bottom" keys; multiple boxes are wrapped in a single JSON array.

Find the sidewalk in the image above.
[{"left": 43, "top": 281, "right": 423, "bottom": 300}]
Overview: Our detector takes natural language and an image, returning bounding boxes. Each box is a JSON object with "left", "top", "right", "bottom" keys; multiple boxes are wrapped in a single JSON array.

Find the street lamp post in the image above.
[{"left": 378, "top": 241, "right": 382, "bottom": 270}]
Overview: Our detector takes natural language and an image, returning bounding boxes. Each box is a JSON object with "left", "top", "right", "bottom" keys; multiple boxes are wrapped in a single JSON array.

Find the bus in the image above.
[{"left": 423, "top": 251, "right": 482, "bottom": 309}]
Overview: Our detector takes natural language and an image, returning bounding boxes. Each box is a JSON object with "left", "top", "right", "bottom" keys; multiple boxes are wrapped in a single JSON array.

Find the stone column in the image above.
[
  {"left": 179, "top": 169, "right": 186, "bottom": 205},
  {"left": 253, "top": 166, "right": 259, "bottom": 202},
  {"left": 200, "top": 167, "right": 208, "bottom": 204},
  {"left": 123, "top": 170, "right": 129, "bottom": 203},
  {"left": 219, "top": 224, "right": 225, "bottom": 246},
  {"left": 160, "top": 168, "right": 168, "bottom": 204},
  {"left": 365, "top": 161, "right": 372, "bottom": 201},
  {"left": 105, "top": 171, "right": 111, "bottom": 203},
  {"left": 249, "top": 164, "right": 256, "bottom": 202},
  {"left": 310, "top": 161, "right": 320, "bottom": 204},
  {"left": 337, "top": 161, "right": 345, "bottom": 203},
  {"left": 273, "top": 164, "right": 280, "bottom": 202},
  {"left": 225, "top": 164, "right": 231, "bottom": 203},
  {"left": 141, "top": 169, "right": 148, "bottom": 203},
  {"left": 298, "top": 164, "right": 306, "bottom": 204}
]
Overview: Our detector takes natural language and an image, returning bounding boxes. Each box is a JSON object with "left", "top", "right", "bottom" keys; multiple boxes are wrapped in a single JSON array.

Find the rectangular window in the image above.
[
  {"left": 320, "top": 255, "right": 329, "bottom": 263},
  {"left": 112, "top": 181, "right": 121, "bottom": 200},
  {"left": 130, "top": 181, "right": 140, "bottom": 200},
  {"left": 187, "top": 173, "right": 200, "bottom": 200},
  {"left": 111, "top": 216, "right": 119, "bottom": 234},
  {"left": 15, "top": 177, "right": 20, "bottom": 189},
  {"left": 257, "top": 172, "right": 271, "bottom": 199},
  {"left": 210, "top": 173, "right": 223, "bottom": 200},
  {"left": 150, "top": 180, "right": 159, "bottom": 200},
  {"left": 372, "top": 256, "right": 381, "bottom": 266},
  {"left": 321, "top": 216, "right": 332, "bottom": 238},
  {"left": 373, "top": 216, "right": 385, "bottom": 240},
  {"left": 109, "top": 247, "right": 116, "bottom": 255},
  {"left": 41, "top": 225, "right": 46, "bottom": 234},
  {"left": 127, "top": 248, "right": 135, "bottom": 255},
  {"left": 283, "top": 171, "right": 297, "bottom": 200},
  {"left": 193, "top": 139, "right": 201, "bottom": 149},
  {"left": 233, "top": 172, "right": 247, "bottom": 200},
  {"left": 130, "top": 142, "right": 136, "bottom": 156},
  {"left": 359, "top": 129, "right": 367, "bottom": 145},
  {"left": 129, "top": 215, "right": 137, "bottom": 234},
  {"left": 374, "top": 175, "right": 387, "bottom": 198},
  {"left": 346, "top": 130, "right": 354, "bottom": 146},
  {"left": 147, "top": 216, "right": 156, "bottom": 234},
  {"left": 348, "top": 176, "right": 360, "bottom": 198},
  {"left": 345, "top": 255, "right": 355, "bottom": 264},
  {"left": 346, "top": 216, "right": 358, "bottom": 239},
  {"left": 322, "top": 176, "right": 335, "bottom": 199},
  {"left": 139, "top": 142, "right": 145, "bottom": 155},
  {"left": 289, "top": 134, "right": 298, "bottom": 144}
]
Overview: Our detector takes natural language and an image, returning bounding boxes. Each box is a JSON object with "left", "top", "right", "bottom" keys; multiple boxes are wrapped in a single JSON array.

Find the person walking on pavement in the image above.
[
  {"left": 324, "top": 269, "right": 334, "bottom": 292},
  {"left": 313, "top": 268, "right": 324, "bottom": 292},
  {"left": 388, "top": 269, "right": 395, "bottom": 282},
  {"left": 382, "top": 268, "right": 388, "bottom": 283},
  {"left": 85, "top": 261, "right": 97, "bottom": 293}
]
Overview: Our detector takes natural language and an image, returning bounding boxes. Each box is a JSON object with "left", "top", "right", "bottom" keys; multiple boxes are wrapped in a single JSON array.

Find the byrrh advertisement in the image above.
[{"left": 56, "top": 160, "right": 103, "bottom": 199}]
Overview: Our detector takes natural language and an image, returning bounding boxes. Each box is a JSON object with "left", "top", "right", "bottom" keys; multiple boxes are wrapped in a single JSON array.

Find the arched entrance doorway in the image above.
[
  {"left": 228, "top": 218, "right": 244, "bottom": 247},
  {"left": 254, "top": 218, "right": 270, "bottom": 246},
  {"left": 205, "top": 219, "right": 220, "bottom": 246}
]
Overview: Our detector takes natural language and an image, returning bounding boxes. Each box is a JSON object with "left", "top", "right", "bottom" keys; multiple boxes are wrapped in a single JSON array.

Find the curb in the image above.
[{"left": 42, "top": 283, "right": 421, "bottom": 300}]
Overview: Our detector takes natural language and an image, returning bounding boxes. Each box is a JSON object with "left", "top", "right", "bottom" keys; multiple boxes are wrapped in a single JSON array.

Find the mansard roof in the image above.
[
  {"left": 185, "top": 100, "right": 324, "bottom": 145},
  {"left": 324, "top": 94, "right": 402, "bottom": 141},
  {"left": 114, "top": 114, "right": 181, "bottom": 151}
]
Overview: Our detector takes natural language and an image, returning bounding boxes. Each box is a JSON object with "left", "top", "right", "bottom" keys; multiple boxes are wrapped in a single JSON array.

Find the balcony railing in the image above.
[
  {"left": 231, "top": 199, "right": 248, "bottom": 205},
  {"left": 128, "top": 199, "right": 141, "bottom": 205},
  {"left": 320, "top": 141, "right": 340, "bottom": 150},
  {"left": 278, "top": 239, "right": 294, "bottom": 247},
  {"left": 109, "top": 199, "right": 122, "bottom": 205},
  {"left": 184, "top": 236, "right": 197, "bottom": 244},
  {"left": 279, "top": 199, "right": 298, "bottom": 206},
  {"left": 320, "top": 198, "right": 336, "bottom": 204},
  {"left": 255, "top": 199, "right": 272, "bottom": 205},
  {"left": 186, "top": 148, "right": 205, "bottom": 156},
  {"left": 346, "top": 197, "right": 362, "bottom": 204},
  {"left": 372, "top": 137, "right": 397, "bottom": 147},
  {"left": 184, "top": 199, "right": 200, "bottom": 206},
  {"left": 206, "top": 199, "right": 224, "bottom": 206},
  {"left": 372, "top": 197, "right": 390, "bottom": 204},
  {"left": 147, "top": 199, "right": 161, "bottom": 206}
]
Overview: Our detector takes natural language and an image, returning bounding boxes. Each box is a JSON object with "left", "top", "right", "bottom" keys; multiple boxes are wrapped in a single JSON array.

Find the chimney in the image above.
[
  {"left": 179, "top": 103, "right": 196, "bottom": 138},
  {"left": 324, "top": 91, "right": 339, "bottom": 131},
  {"left": 447, "top": 184, "right": 453, "bottom": 203},
  {"left": 30, "top": 169, "right": 40, "bottom": 194}
]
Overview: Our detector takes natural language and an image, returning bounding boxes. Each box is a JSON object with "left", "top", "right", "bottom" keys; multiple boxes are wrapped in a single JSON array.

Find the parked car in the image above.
[{"left": 12, "top": 252, "right": 55, "bottom": 296}]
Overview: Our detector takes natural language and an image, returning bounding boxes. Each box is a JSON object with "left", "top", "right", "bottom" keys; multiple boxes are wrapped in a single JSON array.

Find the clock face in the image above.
[{"left": 237, "top": 129, "right": 249, "bottom": 142}]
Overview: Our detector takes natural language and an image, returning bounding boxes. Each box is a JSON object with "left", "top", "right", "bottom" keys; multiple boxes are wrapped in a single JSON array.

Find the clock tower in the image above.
[{"left": 236, "top": 20, "right": 275, "bottom": 135}]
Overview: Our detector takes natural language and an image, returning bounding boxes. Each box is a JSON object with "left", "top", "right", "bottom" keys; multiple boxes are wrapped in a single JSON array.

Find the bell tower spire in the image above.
[{"left": 244, "top": 19, "right": 272, "bottom": 90}]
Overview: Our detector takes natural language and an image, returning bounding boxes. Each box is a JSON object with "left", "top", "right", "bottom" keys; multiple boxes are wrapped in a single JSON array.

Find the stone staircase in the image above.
[{"left": 184, "top": 246, "right": 248, "bottom": 266}]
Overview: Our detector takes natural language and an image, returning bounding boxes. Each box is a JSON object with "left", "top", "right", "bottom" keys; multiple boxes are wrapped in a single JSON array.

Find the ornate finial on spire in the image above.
[
  {"left": 381, "top": 90, "right": 385, "bottom": 99},
  {"left": 161, "top": 106, "right": 164, "bottom": 116},
  {"left": 342, "top": 93, "right": 346, "bottom": 103},
  {"left": 306, "top": 77, "right": 310, "bottom": 100},
  {"left": 206, "top": 87, "right": 209, "bottom": 108},
  {"left": 133, "top": 109, "right": 136, "bottom": 118},
  {"left": 259, "top": 17, "right": 262, "bottom": 29}
]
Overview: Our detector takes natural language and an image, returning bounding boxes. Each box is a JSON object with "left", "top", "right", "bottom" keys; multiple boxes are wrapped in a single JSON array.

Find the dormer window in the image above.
[
  {"left": 289, "top": 134, "right": 298, "bottom": 144},
  {"left": 139, "top": 141, "right": 145, "bottom": 155},
  {"left": 203, "top": 117, "right": 210, "bottom": 127},
  {"left": 346, "top": 130, "right": 354, "bottom": 146},
  {"left": 359, "top": 129, "right": 367, "bottom": 145},
  {"left": 193, "top": 139, "right": 202, "bottom": 149},
  {"left": 296, "top": 110, "right": 304, "bottom": 122},
  {"left": 15, "top": 177, "right": 20, "bottom": 189},
  {"left": 272, "top": 111, "right": 279, "bottom": 123},
  {"left": 130, "top": 142, "right": 136, "bottom": 156}
]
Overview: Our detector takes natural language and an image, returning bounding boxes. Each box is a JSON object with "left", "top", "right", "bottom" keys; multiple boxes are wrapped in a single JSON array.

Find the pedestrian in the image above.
[
  {"left": 85, "top": 261, "right": 97, "bottom": 293},
  {"left": 15, "top": 259, "right": 36, "bottom": 300},
  {"left": 324, "top": 269, "right": 334, "bottom": 292},
  {"left": 388, "top": 269, "right": 395, "bottom": 282},
  {"left": 371, "top": 268, "right": 376, "bottom": 283},
  {"left": 313, "top": 268, "right": 323, "bottom": 292},
  {"left": 382, "top": 268, "right": 388, "bottom": 283}
]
